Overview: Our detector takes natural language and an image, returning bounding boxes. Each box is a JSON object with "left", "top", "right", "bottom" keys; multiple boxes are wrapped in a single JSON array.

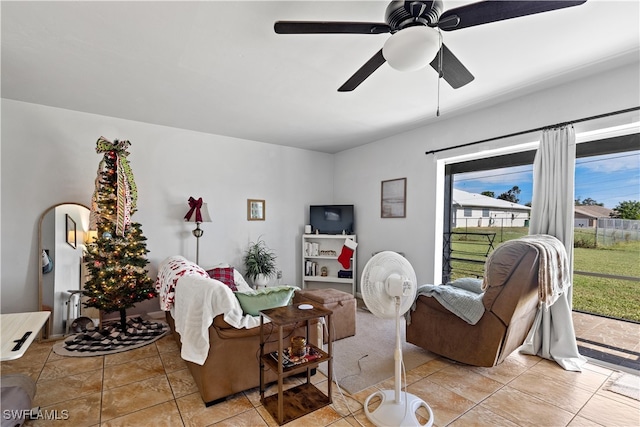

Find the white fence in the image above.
[
  {"left": 453, "top": 217, "right": 529, "bottom": 230},
  {"left": 593, "top": 218, "right": 640, "bottom": 245},
  {"left": 453, "top": 216, "right": 640, "bottom": 246}
]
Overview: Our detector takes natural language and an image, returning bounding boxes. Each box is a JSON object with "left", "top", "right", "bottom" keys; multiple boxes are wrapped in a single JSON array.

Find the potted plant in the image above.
[{"left": 243, "top": 238, "right": 277, "bottom": 287}]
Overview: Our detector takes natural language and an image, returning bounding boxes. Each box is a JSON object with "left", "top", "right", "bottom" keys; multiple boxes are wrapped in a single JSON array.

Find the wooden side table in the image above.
[{"left": 259, "top": 304, "right": 333, "bottom": 425}]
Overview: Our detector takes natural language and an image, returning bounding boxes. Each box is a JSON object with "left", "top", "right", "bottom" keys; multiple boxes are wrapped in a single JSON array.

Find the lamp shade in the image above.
[
  {"left": 197, "top": 203, "right": 212, "bottom": 222},
  {"left": 184, "top": 200, "right": 212, "bottom": 223},
  {"left": 382, "top": 26, "right": 439, "bottom": 72},
  {"left": 85, "top": 230, "right": 98, "bottom": 244}
]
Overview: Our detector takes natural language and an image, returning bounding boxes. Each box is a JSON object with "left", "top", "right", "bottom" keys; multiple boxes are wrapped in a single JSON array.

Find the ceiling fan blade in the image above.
[
  {"left": 430, "top": 44, "right": 474, "bottom": 89},
  {"left": 438, "top": 1, "right": 587, "bottom": 31},
  {"left": 338, "top": 49, "right": 386, "bottom": 92},
  {"left": 274, "top": 21, "right": 391, "bottom": 34}
]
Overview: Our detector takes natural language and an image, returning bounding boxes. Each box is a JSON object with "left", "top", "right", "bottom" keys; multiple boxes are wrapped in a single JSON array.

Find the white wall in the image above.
[
  {"left": 1, "top": 99, "right": 333, "bottom": 314},
  {"left": 334, "top": 61, "right": 640, "bottom": 289},
  {"left": 2, "top": 61, "right": 638, "bottom": 313},
  {"left": 50, "top": 204, "right": 88, "bottom": 335}
]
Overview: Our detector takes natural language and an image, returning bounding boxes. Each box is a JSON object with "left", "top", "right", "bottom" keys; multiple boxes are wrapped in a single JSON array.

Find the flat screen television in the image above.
[{"left": 309, "top": 205, "right": 355, "bottom": 235}]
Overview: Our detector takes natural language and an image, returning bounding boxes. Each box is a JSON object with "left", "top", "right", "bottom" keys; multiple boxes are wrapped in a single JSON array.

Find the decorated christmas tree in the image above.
[{"left": 84, "top": 137, "right": 156, "bottom": 332}]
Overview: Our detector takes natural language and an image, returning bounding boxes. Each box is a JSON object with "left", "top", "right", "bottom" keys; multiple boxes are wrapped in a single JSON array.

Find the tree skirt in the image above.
[{"left": 53, "top": 317, "right": 169, "bottom": 357}]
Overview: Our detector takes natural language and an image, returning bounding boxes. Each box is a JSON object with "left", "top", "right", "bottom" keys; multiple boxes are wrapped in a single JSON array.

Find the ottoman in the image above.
[{"left": 294, "top": 288, "right": 356, "bottom": 343}]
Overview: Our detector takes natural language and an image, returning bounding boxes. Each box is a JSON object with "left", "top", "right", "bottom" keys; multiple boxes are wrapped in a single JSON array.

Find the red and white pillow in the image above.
[
  {"left": 205, "top": 263, "right": 254, "bottom": 293},
  {"left": 156, "top": 257, "right": 255, "bottom": 311},
  {"left": 206, "top": 266, "right": 237, "bottom": 291}
]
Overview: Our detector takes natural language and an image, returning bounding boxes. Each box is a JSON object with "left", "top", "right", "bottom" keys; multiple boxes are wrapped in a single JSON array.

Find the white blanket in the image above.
[
  {"left": 486, "top": 234, "right": 570, "bottom": 308},
  {"left": 409, "top": 282, "right": 485, "bottom": 325},
  {"left": 172, "top": 275, "right": 261, "bottom": 365},
  {"left": 155, "top": 255, "right": 209, "bottom": 311}
]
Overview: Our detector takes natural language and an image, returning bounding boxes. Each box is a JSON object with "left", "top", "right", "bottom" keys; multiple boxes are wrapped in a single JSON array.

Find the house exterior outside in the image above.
[
  {"left": 452, "top": 189, "right": 531, "bottom": 228},
  {"left": 574, "top": 205, "right": 614, "bottom": 228}
]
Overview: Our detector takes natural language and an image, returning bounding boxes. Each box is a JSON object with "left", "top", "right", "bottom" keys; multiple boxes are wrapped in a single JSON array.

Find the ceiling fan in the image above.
[{"left": 274, "top": 1, "right": 587, "bottom": 92}]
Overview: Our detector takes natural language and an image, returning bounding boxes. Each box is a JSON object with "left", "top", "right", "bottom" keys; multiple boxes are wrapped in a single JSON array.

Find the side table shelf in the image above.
[
  {"left": 261, "top": 344, "right": 329, "bottom": 373},
  {"left": 259, "top": 304, "right": 333, "bottom": 425}
]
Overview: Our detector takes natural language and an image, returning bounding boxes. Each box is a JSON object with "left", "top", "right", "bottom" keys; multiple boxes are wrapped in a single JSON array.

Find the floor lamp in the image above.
[{"left": 184, "top": 197, "right": 211, "bottom": 265}]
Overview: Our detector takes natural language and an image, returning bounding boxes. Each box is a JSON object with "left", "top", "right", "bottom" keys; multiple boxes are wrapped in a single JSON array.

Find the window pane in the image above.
[
  {"left": 446, "top": 164, "right": 533, "bottom": 281},
  {"left": 573, "top": 150, "right": 640, "bottom": 322},
  {"left": 444, "top": 144, "right": 639, "bottom": 322}
]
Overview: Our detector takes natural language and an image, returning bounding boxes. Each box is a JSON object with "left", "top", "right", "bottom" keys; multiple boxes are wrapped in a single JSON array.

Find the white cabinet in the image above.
[{"left": 302, "top": 234, "right": 356, "bottom": 296}]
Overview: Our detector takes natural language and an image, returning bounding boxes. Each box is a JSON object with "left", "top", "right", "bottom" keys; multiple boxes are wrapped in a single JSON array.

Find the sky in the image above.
[{"left": 454, "top": 150, "right": 640, "bottom": 209}]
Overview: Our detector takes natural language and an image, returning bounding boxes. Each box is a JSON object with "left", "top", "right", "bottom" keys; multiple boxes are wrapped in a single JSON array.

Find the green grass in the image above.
[
  {"left": 449, "top": 228, "right": 640, "bottom": 322},
  {"left": 572, "top": 275, "right": 640, "bottom": 322},
  {"left": 573, "top": 242, "right": 640, "bottom": 322}
]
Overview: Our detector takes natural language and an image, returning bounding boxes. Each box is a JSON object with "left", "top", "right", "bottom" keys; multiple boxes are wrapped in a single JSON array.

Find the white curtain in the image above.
[{"left": 521, "top": 125, "right": 587, "bottom": 371}]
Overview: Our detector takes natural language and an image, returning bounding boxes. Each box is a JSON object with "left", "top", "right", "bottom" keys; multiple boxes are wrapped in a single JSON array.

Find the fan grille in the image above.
[{"left": 361, "top": 251, "right": 417, "bottom": 319}]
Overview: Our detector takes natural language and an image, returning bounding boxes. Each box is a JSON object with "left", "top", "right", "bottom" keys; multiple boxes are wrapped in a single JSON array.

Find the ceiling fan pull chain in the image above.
[
  {"left": 436, "top": 29, "right": 443, "bottom": 117},
  {"left": 436, "top": 80, "right": 440, "bottom": 117}
]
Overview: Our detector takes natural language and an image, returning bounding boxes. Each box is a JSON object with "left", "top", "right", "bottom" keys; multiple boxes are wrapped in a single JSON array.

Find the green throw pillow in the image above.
[{"left": 234, "top": 286, "right": 295, "bottom": 316}]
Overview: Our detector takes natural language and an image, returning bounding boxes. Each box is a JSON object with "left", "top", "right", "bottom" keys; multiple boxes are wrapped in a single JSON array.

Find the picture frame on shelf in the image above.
[
  {"left": 381, "top": 178, "right": 406, "bottom": 218},
  {"left": 247, "top": 199, "right": 265, "bottom": 221}
]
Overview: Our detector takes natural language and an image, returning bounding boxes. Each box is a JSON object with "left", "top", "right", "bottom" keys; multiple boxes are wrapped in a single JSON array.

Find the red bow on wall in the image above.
[{"left": 184, "top": 197, "right": 204, "bottom": 223}]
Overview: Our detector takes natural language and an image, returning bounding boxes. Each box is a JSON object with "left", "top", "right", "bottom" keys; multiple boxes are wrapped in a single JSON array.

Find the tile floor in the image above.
[
  {"left": 1, "top": 314, "right": 638, "bottom": 427},
  {"left": 572, "top": 311, "right": 640, "bottom": 373}
]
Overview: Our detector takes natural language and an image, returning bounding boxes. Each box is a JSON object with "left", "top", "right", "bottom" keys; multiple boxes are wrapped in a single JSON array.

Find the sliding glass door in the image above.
[{"left": 443, "top": 133, "right": 640, "bottom": 324}]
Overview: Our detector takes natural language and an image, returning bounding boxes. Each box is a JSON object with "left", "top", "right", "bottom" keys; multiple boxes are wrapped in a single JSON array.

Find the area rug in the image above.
[
  {"left": 318, "top": 308, "right": 436, "bottom": 394},
  {"left": 604, "top": 372, "right": 640, "bottom": 401},
  {"left": 53, "top": 317, "right": 168, "bottom": 357}
]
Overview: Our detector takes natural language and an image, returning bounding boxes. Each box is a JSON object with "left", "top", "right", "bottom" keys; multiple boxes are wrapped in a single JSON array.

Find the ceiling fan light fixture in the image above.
[{"left": 382, "top": 26, "right": 439, "bottom": 72}]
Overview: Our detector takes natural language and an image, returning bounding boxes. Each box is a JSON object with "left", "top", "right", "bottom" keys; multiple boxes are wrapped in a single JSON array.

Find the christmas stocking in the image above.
[{"left": 338, "top": 238, "right": 358, "bottom": 269}]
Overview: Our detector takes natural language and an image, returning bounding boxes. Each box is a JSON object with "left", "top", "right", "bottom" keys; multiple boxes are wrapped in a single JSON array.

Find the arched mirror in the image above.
[{"left": 38, "top": 203, "right": 97, "bottom": 339}]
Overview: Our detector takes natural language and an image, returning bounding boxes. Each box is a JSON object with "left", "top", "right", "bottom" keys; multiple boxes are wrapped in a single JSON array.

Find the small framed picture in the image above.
[
  {"left": 66, "top": 214, "right": 77, "bottom": 248},
  {"left": 247, "top": 199, "right": 265, "bottom": 221},
  {"left": 381, "top": 178, "right": 406, "bottom": 218}
]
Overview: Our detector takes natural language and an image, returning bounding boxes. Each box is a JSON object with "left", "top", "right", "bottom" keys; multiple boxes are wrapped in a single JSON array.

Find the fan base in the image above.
[{"left": 364, "top": 389, "right": 433, "bottom": 427}]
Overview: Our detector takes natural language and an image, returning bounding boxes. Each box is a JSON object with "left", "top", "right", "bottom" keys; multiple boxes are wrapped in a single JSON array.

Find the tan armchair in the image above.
[{"left": 406, "top": 239, "right": 540, "bottom": 367}]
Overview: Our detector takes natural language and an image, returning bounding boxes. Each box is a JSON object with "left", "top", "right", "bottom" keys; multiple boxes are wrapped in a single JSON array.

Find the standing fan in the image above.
[{"left": 361, "top": 251, "right": 433, "bottom": 427}]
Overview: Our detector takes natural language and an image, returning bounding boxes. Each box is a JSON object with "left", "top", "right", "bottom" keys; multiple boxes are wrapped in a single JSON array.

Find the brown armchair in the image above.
[{"left": 406, "top": 239, "right": 540, "bottom": 367}]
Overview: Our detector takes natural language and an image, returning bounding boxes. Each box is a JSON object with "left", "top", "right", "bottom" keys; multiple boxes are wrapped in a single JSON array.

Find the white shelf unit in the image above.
[{"left": 302, "top": 234, "right": 356, "bottom": 296}]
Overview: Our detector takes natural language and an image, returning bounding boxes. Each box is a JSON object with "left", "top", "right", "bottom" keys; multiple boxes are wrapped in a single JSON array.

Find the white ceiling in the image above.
[{"left": 2, "top": 1, "right": 639, "bottom": 153}]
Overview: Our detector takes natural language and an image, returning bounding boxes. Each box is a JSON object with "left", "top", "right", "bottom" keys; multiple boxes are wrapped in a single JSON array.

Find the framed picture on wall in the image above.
[
  {"left": 247, "top": 199, "right": 265, "bottom": 221},
  {"left": 381, "top": 178, "right": 406, "bottom": 218},
  {"left": 66, "top": 214, "right": 76, "bottom": 248}
]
